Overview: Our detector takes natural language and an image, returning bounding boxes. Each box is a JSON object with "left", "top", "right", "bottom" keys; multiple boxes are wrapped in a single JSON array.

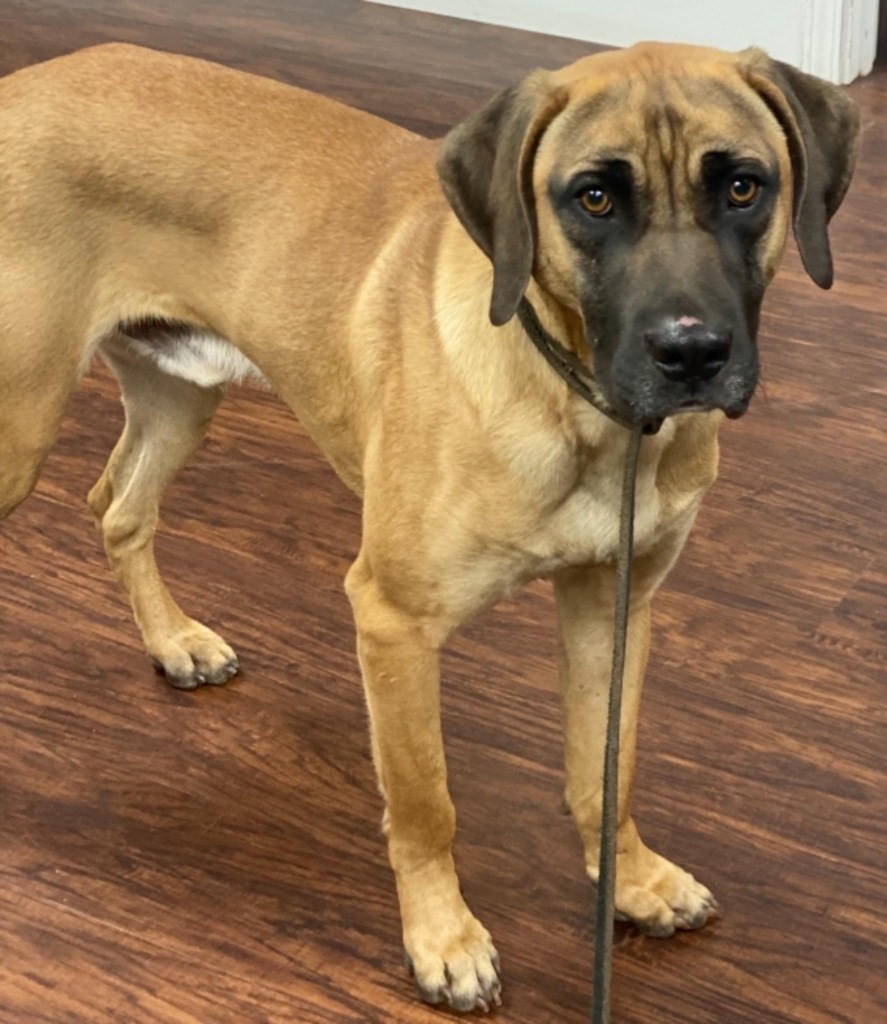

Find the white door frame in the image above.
[{"left": 802, "top": 0, "right": 879, "bottom": 82}]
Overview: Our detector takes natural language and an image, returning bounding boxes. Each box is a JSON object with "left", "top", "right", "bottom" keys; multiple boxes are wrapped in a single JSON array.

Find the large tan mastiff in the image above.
[{"left": 0, "top": 42, "right": 858, "bottom": 1011}]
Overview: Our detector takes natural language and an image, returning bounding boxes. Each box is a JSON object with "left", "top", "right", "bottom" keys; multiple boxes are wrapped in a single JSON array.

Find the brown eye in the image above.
[
  {"left": 579, "top": 188, "right": 613, "bottom": 217},
  {"left": 728, "top": 176, "right": 760, "bottom": 207}
]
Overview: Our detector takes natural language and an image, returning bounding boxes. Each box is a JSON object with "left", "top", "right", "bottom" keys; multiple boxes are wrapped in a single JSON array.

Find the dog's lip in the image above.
[
  {"left": 604, "top": 379, "right": 754, "bottom": 425},
  {"left": 628, "top": 396, "right": 750, "bottom": 422}
]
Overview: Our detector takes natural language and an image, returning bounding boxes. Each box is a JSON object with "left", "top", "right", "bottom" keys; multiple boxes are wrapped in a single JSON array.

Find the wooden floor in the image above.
[{"left": 1, "top": 2, "right": 885, "bottom": 1022}]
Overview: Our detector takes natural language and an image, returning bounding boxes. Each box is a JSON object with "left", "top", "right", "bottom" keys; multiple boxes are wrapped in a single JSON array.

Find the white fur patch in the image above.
[{"left": 126, "top": 333, "right": 267, "bottom": 388}]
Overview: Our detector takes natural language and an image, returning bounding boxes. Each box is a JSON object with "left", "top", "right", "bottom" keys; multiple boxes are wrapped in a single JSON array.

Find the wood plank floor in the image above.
[{"left": 1, "top": 2, "right": 885, "bottom": 1021}]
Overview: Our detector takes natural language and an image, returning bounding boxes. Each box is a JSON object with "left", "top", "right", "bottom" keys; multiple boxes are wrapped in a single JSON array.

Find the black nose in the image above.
[{"left": 645, "top": 320, "right": 732, "bottom": 384}]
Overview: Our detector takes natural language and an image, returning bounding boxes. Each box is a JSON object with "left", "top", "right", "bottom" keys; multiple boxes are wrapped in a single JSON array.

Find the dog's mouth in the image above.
[{"left": 607, "top": 381, "right": 755, "bottom": 426}]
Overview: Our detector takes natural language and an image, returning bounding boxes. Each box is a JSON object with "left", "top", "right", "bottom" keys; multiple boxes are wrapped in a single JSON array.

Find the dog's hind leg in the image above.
[
  {"left": 0, "top": 396, "right": 65, "bottom": 520},
  {"left": 88, "top": 335, "right": 237, "bottom": 689},
  {"left": 0, "top": 321, "right": 84, "bottom": 521}
]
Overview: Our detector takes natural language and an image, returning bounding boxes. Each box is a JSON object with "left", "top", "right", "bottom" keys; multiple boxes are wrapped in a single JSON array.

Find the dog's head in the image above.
[{"left": 436, "top": 43, "right": 859, "bottom": 424}]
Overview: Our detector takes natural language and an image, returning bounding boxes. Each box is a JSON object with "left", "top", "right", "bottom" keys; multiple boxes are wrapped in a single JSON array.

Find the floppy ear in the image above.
[
  {"left": 436, "top": 72, "right": 567, "bottom": 325},
  {"left": 741, "top": 50, "right": 860, "bottom": 289}
]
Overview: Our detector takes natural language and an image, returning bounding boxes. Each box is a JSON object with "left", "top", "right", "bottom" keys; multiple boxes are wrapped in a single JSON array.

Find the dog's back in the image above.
[{"left": 0, "top": 44, "right": 437, "bottom": 513}]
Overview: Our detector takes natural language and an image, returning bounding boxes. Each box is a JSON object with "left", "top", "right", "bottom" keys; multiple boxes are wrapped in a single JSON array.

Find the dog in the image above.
[{"left": 0, "top": 41, "right": 858, "bottom": 1012}]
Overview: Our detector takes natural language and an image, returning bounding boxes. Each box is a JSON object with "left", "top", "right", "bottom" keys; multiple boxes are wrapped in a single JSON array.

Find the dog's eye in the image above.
[
  {"left": 579, "top": 188, "right": 613, "bottom": 217},
  {"left": 727, "top": 176, "right": 760, "bottom": 208}
]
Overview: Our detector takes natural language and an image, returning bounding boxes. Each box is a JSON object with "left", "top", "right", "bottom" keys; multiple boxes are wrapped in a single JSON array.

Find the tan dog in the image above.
[{"left": 0, "top": 42, "right": 858, "bottom": 1012}]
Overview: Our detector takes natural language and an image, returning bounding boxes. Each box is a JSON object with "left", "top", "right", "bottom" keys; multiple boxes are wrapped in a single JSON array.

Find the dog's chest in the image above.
[
  {"left": 517, "top": 424, "right": 715, "bottom": 579},
  {"left": 529, "top": 466, "right": 673, "bottom": 573}
]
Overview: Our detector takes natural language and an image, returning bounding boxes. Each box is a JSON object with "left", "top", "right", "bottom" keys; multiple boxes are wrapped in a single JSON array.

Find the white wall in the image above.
[{"left": 366, "top": 0, "right": 878, "bottom": 82}]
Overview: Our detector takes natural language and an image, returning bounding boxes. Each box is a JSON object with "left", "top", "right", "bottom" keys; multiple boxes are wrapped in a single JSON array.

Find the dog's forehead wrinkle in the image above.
[
  {"left": 546, "top": 72, "right": 776, "bottom": 184},
  {"left": 548, "top": 106, "right": 778, "bottom": 196}
]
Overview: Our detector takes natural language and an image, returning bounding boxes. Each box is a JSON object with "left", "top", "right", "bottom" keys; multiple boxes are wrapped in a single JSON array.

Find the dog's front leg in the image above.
[
  {"left": 554, "top": 563, "right": 719, "bottom": 936},
  {"left": 346, "top": 557, "right": 501, "bottom": 1013}
]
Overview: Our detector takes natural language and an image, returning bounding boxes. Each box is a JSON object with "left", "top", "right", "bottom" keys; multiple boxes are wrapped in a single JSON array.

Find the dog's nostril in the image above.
[
  {"left": 703, "top": 342, "right": 730, "bottom": 374},
  {"left": 646, "top": 335, "right": 684, "bottom": 367}
]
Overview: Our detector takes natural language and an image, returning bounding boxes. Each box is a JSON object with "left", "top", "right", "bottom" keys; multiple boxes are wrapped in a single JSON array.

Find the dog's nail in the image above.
[
  {"left": 168, "top": 675, "right": 199, "bottom": 690},
  {"left": 415, "top": 982, "right": 445, "bottom": 1005}
]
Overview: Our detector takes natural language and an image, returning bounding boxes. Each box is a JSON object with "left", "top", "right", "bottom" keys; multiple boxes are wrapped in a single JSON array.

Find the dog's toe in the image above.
[
  {"left": 150, "top": 656, "right": 199, "bottom": 690},
  {"left": 202, "top": 655, "right": 240, "bottom": 686}
]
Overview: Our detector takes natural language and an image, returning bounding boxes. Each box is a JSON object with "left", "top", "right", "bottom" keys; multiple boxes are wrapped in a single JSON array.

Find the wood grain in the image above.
[{"left": 0, "top": 2, "right": 885, "bottom": 1022}]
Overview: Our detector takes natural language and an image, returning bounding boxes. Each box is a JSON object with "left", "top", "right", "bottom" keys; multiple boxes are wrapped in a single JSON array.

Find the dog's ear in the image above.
[
  {"left": 436, "top": 72, "right": 567, "bottom": 325},
  {"left": 741, "top": 50, "right": 860, "bottom": 289}
]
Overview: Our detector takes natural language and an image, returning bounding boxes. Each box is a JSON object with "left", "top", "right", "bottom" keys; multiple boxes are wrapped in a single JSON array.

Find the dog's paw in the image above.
[
  {"left": 404, "top": 912, "right": 501, "bottom": 1013},
  {"left": 148, "top": 619, "right": 239, "bottom": 690},
  {"left": 614, "top": 863, "right": 719, "bottom": 937},
  {"left": 591, "top": 844, "right": 720, "bottom": 938}
]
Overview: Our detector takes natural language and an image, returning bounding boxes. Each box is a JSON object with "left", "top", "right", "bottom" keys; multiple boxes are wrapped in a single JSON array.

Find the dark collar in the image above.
[{"left": 516, "top": 298, "right": 662, "bottom": 436}]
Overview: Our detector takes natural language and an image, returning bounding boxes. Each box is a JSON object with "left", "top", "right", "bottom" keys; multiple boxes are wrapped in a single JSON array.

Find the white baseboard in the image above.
[{"left": 366, "top": 0, "right": 877, "bottom": 82}]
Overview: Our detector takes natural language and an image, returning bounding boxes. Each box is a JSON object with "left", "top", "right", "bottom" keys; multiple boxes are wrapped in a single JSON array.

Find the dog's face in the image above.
[{"left": 437, "top": 43, "right": 859, "bottom": 425}]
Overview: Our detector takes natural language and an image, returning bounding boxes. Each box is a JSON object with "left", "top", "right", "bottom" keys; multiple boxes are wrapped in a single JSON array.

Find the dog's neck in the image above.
[
  {"left": 433, "top": 226, "right": 639, "bottom": 448},
  {"left": 516, "top": 295, "right": 662, "bottom": 435}
]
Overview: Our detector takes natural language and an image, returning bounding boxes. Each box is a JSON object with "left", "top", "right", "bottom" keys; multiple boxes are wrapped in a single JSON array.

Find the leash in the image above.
[
  {"left": 591, "top": 423, "right": 642, "bottom": 1024},
  {"left": 516, "top": 296, "right": 649, "bottom": 1024}
]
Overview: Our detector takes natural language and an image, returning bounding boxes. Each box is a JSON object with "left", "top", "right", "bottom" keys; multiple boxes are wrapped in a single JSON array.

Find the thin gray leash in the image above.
[
  {"left": 591, "top": 423, "right": 642, "bottom": 1024},
  {"left": 516, "top": 297, "right": 648, "bottom": 1024}
]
